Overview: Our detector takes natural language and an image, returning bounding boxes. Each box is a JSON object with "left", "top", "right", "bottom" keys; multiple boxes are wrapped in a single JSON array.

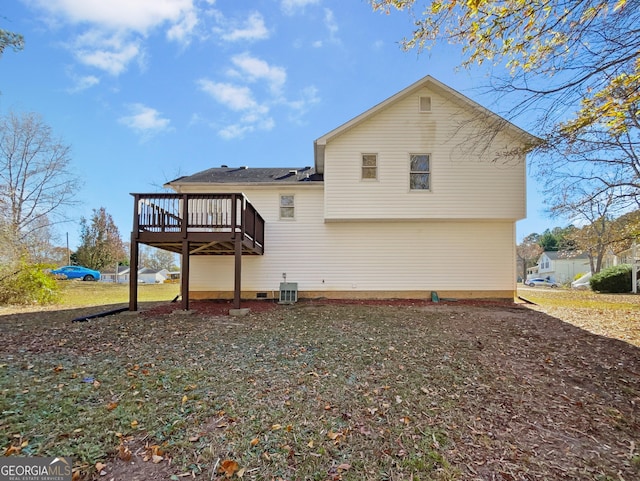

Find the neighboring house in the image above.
[
  {"left": 100, "top": 266, "right": 131, "bottom": 283},
  {"left": 138, "top": 268, "right": 169, "bottom": 284},
  {"left": 533, "top": 251, "right": 591, "bottom": 285},
  {"left": 130, "top": 75, "right": 537, "bottom": 309}
]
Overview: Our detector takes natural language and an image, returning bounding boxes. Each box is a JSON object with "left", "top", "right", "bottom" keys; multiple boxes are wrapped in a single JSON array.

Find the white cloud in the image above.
[
  {"left": 323, "top": 9, "right": 339, "bottom": 42},
  {"left": 281, "top": 0, "right": 320, "bottom": 15},
  {"left": 66, "top": 74, "right": 100, "bottom": 93},
  {"left": 167, "top": 8, "right": 199, "bottom": 44},
  {"left": 197, "top": 78, "right": 275, "bottom": 139},
  {"left": 72, "top": 31, "right": 142, "bottom": 75},
  {"left": 219, "top": 11, "right": 269, "bottom": 42},
  {"left": 198, "top": 54, "right": 319, "bottom": 139},
  {"left": 230, "top": 53, "right": 286, "bottom": 95},
  {"left": 285, "top": 85, "right": 320, "bottom": 124},
  {"left": 28, "top": 0, "right": 195, "bottom": 33},
  {"left": 197, "top": 79, "right": 260, "bottom": 111},
  {"left": 119, "top": 103, "right": 171, "bottom": 137},
  {"left": 26, "top": 0, "right": 199, "bottom": 75}
]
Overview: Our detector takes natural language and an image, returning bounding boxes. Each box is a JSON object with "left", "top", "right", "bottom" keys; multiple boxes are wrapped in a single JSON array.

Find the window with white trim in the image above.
[
  {"left": 361, "top": 153, "right": 377, "bottom": 180},
  {"left": 279, "top": 194, "right": 295, "bottom": 219},
  {"left": 410, "top": 154, "right": 430, "bottom": 190}
]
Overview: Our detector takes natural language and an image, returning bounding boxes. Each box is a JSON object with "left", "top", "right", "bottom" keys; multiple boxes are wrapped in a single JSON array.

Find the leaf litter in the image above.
[{"left": 0, "top": 295, "right": 638, "bottom": 480}]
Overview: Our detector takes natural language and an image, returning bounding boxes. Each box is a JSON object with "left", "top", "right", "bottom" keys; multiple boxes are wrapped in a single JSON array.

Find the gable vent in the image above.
[{"left": 419, "top": 96, "right": 432, "bottom": 112}]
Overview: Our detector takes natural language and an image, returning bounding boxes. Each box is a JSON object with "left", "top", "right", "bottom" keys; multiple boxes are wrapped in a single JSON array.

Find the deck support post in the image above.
[
  {"left": 129, "top": 234, "right": 139, "bottom": 311},
  {"left": 234, "top": 235, "right": 242, "bottom": 309},
  {"left": 181, "top": 240, "right": 190, "bottom": 311}
]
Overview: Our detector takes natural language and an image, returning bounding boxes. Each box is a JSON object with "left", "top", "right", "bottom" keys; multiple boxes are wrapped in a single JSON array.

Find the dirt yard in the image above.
[{"left": 1, "top": 293, "right": 639, "bottom": 480}]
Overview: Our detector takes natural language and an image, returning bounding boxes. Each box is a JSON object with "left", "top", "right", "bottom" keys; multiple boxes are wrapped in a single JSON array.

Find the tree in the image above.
[
  {"left": 0, "top": 19, "right": 24, "bottom": 57},
  {"left": 139, "top": 245, "right": 178, "bottom": 271},
  {"left": 370, "top": 1, "right": 640, "bottom": 204},
  {"left": 516, "top": 233, "right": 542, "bottom": 281},
  {"left": 0, "top": 111, "right": 79, "bottom": 264},
  {"left": 564, "top": 207, "right": 640, "bottom": 273},
  {"left": 75, "top": 207, "right": 127, "bottom": 271},
  {"left": 536, "top": 226, "right": 576, "bottom": 252}
]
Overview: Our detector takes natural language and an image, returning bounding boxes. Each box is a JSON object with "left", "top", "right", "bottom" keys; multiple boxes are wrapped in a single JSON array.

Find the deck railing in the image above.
[{"left": 132, "top": 193, "right": 265, "bottom": 250}]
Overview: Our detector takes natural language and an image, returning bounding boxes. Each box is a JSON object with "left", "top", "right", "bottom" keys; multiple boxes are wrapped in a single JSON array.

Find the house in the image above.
[
  {"left": 531, "top": 251, "right": 591, "bottom": 284},
  {"left": 100, "top": 265, "right": 131, "bottom": 283},
  {"left": 137, "top": 268, "right": 169, "bottom": 284},
  {"left": 129, "top": 75, "right": 537, "bottom": 310}
]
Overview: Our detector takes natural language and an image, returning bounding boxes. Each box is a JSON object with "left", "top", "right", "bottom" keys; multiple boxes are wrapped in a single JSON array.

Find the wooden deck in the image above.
[{"left": 129, "top": 193, "right": 265, "bottom": 311}]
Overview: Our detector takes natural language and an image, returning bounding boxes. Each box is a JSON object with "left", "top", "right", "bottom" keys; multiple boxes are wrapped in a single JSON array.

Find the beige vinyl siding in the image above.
[
  {"left": 323, "top": 85, "right": 526, "bottom": 221},
  {"left": 178, "top": 186, "right": 516, "bottom": 294}
]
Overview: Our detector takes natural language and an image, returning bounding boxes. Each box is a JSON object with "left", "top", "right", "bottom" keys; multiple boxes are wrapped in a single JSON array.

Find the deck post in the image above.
[
  {"left": 181, "top": 240, "right": 190, "bottom": 311},
  {"left": 129, "top": 233, "right": 139, "bottom": 311},
  {"left": 234, "top": 234, "right": 242, "bottom": 309}
]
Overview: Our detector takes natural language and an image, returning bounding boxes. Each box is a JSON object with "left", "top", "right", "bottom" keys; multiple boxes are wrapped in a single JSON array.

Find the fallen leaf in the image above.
[
  {"left": 337, "top": 463, "right": 351, "bottom": 471},
  {"left": 250, "top": 437, "right": 259, "bottom": 446},
  {"left": 118, "top": 443, "right": 132, "bottom": 461},
  {"left": 189, "top": 435, "right": 200, "bottom": 442},
  {"left": 218, "top": 459, "right": 239, "bottom": 478},
  {"left": 130, "top": 420, "right": 138, "bottom": 428},
  {"left": 4, "top": 445, "right": 21, "bottom": 455},
  {"left": 307, "top": 440, "right": 314, "bottom": 448},
  {"left": 151, "top": 454, "right": 163, "bottom": 464},
  {"left": 271, "top": 424, "right": 282, "bottom": 431},
  {"left": 237, "top": 467, "right": 245, "bottom": 477},
  {"left": 181, "top": 395, "right": 188, "bottom": 405},
  {"left": 106, "top": 402, "right": 118, "bottom": 411},
  {"left": 95, "top": 462, "right": 106, "bottom": 471},
  {"left": 93, "top": 380, "right": 101, "bottom": 388}
]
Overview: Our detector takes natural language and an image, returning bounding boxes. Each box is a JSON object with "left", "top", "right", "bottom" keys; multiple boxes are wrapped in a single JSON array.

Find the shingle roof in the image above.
[
  {"left": 543, "top": 251, "right": 590, "bottom": 260},
  {"left": 167, "top": 166, "right": 323, "bottom": 185}
]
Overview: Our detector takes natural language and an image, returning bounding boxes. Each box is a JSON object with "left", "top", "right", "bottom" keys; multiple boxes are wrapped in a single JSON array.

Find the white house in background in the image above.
[
  {"left": 100, "top": 266, "right": 131, "bottom": 283},
  {"left": 533, "top": 251, "right": 591, "bottom": 284},
  {"left": 138, "top": 268, "right": 169, "bottom": 284},
  {"left": 160, "top": 75, "right": 536, "bottom": 301}
]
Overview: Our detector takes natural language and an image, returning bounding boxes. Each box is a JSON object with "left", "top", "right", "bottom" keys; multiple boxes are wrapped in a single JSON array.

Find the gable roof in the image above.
[
  {"left": 541, "top": 251, "right": 590, "bottom": 261},
  {"left": 166, "top": 166, "right": 322, "bottom": 187},
  {"left": 102, "top": 266, "right": 131, "bottom": 275},
  {"left": 313, "top": 75, "right": 540, "bottom": 174}
]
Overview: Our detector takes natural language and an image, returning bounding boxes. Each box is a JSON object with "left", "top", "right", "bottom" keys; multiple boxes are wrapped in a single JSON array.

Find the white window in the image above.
[
  {"left": 279, "top": 194, "right": 295, "bottom": 219},
  {"left": 361, "top": 154, "right": 377, "bottom": 180},
  {"left": 410, "top": 154, "right": 430, "bottom": 190},
  {"left": 419, "top": 96, "right": 432, "bottom": 112}
]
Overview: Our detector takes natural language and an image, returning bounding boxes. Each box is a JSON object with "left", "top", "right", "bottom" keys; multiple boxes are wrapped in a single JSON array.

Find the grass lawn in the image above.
[{"left": 1, "top": 284, "right": 639, "bottom": 480}]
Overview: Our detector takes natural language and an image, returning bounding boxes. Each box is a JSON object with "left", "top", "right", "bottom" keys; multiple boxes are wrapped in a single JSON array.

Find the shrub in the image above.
[
  {"left": 589, "top": 264, "right": 633, "bottom": 293},
  {"left": 0, "top": 262, "right": 62, "bottom": 305}
]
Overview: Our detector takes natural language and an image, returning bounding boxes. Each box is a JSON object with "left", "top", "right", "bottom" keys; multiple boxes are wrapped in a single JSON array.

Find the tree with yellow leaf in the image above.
[{"left": 370, "top": 0, "right": 639, "bottom": 211}]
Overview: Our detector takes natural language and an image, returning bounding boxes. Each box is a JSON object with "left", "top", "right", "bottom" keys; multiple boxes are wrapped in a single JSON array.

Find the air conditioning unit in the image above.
[{"left": 279, "top": 282, "right": 298, "bottom": 304}]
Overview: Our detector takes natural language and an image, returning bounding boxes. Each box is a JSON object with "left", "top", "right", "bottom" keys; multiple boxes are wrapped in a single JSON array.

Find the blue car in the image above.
[{"left": 51, "top": 265, "right": 101, "bottom": 281}]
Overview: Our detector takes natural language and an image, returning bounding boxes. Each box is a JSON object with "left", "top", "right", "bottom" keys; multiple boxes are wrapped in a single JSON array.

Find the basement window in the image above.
[{"left": 280, "top": 194, "right": 295, "bottom": 219}]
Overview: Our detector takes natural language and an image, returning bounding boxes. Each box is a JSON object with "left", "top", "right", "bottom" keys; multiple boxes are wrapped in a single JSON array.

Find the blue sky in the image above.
[{"left": 1, "top": 0, "right": 552, "bottom": 250}]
